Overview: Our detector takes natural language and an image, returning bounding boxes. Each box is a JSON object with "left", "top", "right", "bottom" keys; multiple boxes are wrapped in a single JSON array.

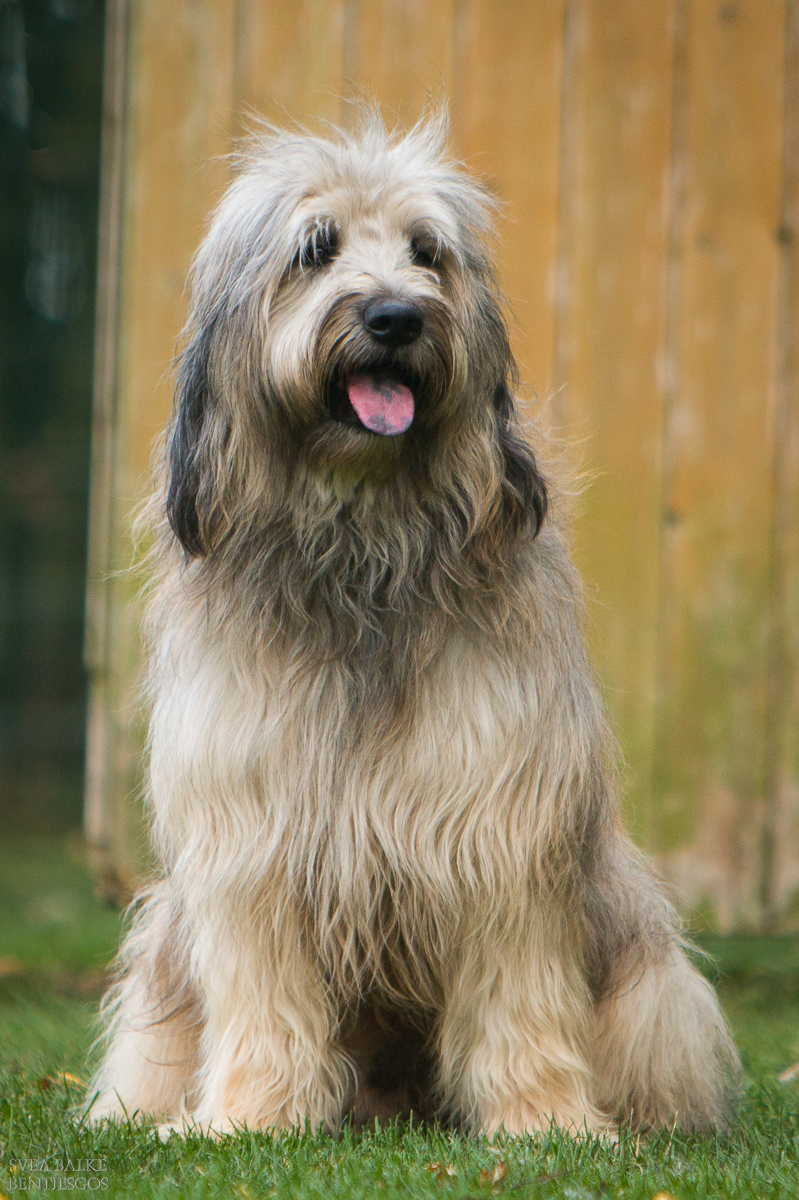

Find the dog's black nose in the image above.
[{"left": 364, "top": 299, "right": 424, "bottom": 347}]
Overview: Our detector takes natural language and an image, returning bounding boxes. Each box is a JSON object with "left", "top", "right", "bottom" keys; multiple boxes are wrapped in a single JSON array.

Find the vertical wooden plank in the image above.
[
  {"left": 85, "top": 0, "right": 129, "bottom": 682},
  {"left": 351, "top": 0, "right": 456, "bottom": 127},
  {"left": 83, "top": 0, "right": 131, "bottom": 893},
  {"left": 654, "top": 0, "right": 787, "bottom": 929},
  {"left": 451, "top": 0, "right": 565, "bottom": 405},
  {"left": 552, "top": 0, "right": 677, "bottom": 845},
  {"left": 123, "top": 0, "right": 238, "bottom": 478},
  {"left": 235, "top": 0, "right": 346, "bottom": 129},
  {"left": 763, "top": 0, "right": 799, "bottom": 923},
  {"left": 84, "top": 0, "right": 239, "bottom": 886}
]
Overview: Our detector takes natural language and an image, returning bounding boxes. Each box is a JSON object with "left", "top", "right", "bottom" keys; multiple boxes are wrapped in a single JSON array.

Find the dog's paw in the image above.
[
  {"left": 485, "top": 1103, "right": 614, "bottom": 1140},
  {"left": 155, "top": 1116, "right": 228, "bottom": 1141},
  {"left": 156, "top": 1119, "right": 191, "bottom": 1142}
]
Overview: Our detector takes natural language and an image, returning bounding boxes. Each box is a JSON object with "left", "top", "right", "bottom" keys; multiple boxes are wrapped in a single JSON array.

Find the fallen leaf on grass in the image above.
[
  {"left": 426, "top": 1162, "right": 458, "bottom": 1181},
  {"left": 479, "top": 1160, "right": 509, "bottom": 1189},
  {"left": 37, "top": 1071, "right": 85, "bottom": 1090}
]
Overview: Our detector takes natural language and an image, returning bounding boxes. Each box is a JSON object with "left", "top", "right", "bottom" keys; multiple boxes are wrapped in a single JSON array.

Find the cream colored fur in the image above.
[{"left": 87, "top": 112, "right": 740, "bottom": 1137}]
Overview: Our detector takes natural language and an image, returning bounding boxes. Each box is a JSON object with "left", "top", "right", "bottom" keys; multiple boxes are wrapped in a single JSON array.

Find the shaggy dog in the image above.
[{"left": 88, "top": 114, "right": 740, "bottom": 1137}]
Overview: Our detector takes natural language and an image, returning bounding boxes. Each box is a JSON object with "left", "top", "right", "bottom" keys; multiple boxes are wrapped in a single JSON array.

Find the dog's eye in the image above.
[
  {"left": 299, "top": 225, "right": 340, "bottom": 271},
  {"left": 410, "top": 237, "right": 439, "bottom": 270}
]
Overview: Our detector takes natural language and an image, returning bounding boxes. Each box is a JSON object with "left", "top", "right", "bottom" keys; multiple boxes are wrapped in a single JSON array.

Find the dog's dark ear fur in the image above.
[
  {"left": 166, "top": 316, "right": 217, "bottom": 557},
  {"left": 493, "top": 379, "right": 548, "bottom": 536}
]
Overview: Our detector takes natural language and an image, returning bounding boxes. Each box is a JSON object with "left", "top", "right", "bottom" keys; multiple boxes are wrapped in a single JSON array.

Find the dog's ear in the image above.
[
  {"left": 166, "top": 316, "right": 217, "bottom": 557},
  {"left": 493, "top": 379, "right": 548, "bottom": 536}
]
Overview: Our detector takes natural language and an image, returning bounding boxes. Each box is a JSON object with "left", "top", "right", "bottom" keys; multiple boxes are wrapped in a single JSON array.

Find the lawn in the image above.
[{"left": 1, "top": 837, "right": 799, "bottom": 1198}]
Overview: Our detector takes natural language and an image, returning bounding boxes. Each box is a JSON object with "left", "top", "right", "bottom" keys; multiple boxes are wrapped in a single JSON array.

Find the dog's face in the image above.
[
  {"left": 265, "top": 177, "right": 471, "bottom": 479},
  {"left": 166, "top": 115, "right": 545, "bottom": 560}
]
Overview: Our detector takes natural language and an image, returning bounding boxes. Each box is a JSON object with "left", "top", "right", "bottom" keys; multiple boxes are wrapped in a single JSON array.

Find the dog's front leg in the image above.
[
  {"left": 185, "top": 901, "right": 350, "bottom": 1136},
  {"left": 438, "top": 908, "right": 608, "bottom": 1136},
  {"left": 87, "top": 883, "right": 200, "bottom": 1124}
]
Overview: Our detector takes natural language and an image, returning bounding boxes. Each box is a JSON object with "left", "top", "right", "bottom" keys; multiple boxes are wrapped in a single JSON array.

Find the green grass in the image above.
[
  {"left": 2, "top": 838, "right": 799, "bottom": 1198},
  {"left": 0, "top": 836, "right": 121, "bottom": 979}
]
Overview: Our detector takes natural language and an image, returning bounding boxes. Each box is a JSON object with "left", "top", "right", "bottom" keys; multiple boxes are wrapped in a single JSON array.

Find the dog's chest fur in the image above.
[{"left": 148, "top": 586, "right": 542, "bottom": 997}]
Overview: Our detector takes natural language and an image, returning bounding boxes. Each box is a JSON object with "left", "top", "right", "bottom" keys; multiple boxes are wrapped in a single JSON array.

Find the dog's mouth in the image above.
[{"left": 327, "top": 367, "right": 417, "bottom": 436}]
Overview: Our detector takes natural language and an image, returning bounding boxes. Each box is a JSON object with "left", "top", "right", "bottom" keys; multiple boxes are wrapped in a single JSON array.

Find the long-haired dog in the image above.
[{"left": 88, "top": 113, "right": 740, "bottom": 1137}]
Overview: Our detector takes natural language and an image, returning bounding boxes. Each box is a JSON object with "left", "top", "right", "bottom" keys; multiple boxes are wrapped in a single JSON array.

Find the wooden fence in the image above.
[{"left": 85, "top": 0, "right": 799, "bottom": 930}]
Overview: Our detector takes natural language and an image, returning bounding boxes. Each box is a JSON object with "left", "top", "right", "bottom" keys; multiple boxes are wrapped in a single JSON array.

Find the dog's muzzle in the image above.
[{"left": 335, "top": 301, "right": 423, "bottom": 436}]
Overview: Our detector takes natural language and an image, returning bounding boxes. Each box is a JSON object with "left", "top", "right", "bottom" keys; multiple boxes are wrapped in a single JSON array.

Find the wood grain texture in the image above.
[
  {"left": 552, "top": 0, "right": 677, "bottom": 844},
  {"left": 83, "top": 0, "right": 131, "bottom": 876},
  {"left": 85, "top": 0, "right": 799, "bottom": 925},
  {"left": 350, "top": 0, "right": 456, "bottom": 126},
  {"left": 763, "top": 0, "right": 799, "bottom": 924},
  {"left": 451, "top": 0, "right": 565, "bottom": 406},
  {"left": 91, "top": 0, "right": 240, "bottom": 880},
  {"left": 122, "top": 0, "right": 238, "bottom": 480},
  {"left": 235, "top": 0, "right": 345, "bottom": 129},
  {"left": 653, "top": 0, "right": 787, "bottom": 928}
]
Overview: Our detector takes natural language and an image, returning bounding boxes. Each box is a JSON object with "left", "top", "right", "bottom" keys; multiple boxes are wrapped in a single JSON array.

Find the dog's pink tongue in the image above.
[{"left": 347, "top": 375, "right": 414, "bottom": 435}]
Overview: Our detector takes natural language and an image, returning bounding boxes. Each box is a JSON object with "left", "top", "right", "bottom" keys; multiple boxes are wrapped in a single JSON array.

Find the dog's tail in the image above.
[{"left": 584, "top": 841, "right": 742, "bottom": 1132}]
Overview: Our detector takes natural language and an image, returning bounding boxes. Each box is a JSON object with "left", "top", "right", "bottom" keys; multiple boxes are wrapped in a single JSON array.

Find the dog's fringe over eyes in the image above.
[{"left": 88, "top": 108, "right": 741, "bottom": 1140}]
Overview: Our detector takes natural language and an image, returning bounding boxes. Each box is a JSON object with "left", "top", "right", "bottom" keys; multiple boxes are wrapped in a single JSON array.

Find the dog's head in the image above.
[{"left": 166, "top": 112, "right": 546, "bottom": 559}]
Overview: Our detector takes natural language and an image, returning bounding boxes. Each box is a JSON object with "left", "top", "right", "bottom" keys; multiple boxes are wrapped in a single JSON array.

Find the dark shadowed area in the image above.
[{"left": 0, "top": 0, "right": 104, "bottom": 831}]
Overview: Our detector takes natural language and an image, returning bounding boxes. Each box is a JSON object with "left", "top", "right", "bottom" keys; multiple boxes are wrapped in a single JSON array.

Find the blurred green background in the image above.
[{"left": 0, "top": 0, "right": 104, "bottom": 832}]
